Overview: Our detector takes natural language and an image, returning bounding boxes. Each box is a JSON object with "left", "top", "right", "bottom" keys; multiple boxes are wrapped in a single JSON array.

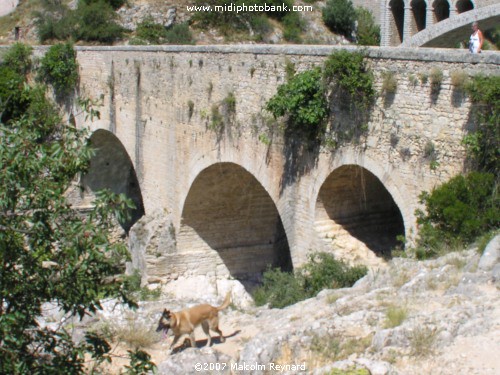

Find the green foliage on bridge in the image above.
[
  {"left": 0, "top": 43, "right": 154, "bottom": 373},
  {"left": 266, "top": 50, "right": 375, "bottom": 145},
  {"left": 464, "top": 75, "right": 500, "bottom": 176}
]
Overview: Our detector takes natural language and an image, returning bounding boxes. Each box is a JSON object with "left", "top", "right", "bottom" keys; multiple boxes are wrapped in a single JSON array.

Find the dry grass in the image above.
[
  {"left": 409, "top": 325, "right": 438, "bottom": 357},
  {"left": 114, "top": 315, "right": 161, "bottom": 349},
  {"left": 384, "top": 304, "right": 408, "bottom": 328}
]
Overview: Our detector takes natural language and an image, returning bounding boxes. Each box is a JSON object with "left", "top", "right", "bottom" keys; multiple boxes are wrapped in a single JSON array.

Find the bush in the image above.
[
  {"left": 322, "top": 0, "right": 356, "bottom": 40},
  {"left": 253, "top": 268, "right": 306, "bottom": 308},
  {"left": 355, "top": 7, "right": 380, "bottom": 46},
  {"left": 135, "top": 17, "right": 167, "bottom": 44},
  {"left": 253, "top": 252, "right": 367, "bottom": 308},
  {"left": 301, "top": 252, "right": 368, "bottom": 296},
  {"left": 38, "top": 42, "right": 78, "bottom": 96},
  {"left": 80, "top": 0, "right": 126, "bottom": 10},
  {"left": 282, "top": 12, "right": 305, "bottom": 43},
  {"left": 2, "top": 43, "right": 32, "bottom": 75},
  {"left": 416, "top": 172, "right": 499, "bottom": 258},
  {"left": 266, "top": 67, "right": 328, "bottom": 139},
  {"left": 73, "top": 0, "right": 126, "bottom": 43},
  {"left": 381, "top": 71, "right": 397, "bottom": 94},
  {"left": 323, "top": 49, "right": 375, "bottom": 112},
  {"left": 164, "top": 23, "right": 195, "bottom": 45},
  {"left": 464, "top": 75, "right": 500, "bottom": 175}
]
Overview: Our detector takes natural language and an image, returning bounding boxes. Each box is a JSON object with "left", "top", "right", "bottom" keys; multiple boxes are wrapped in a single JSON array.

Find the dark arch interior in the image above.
[
  {"left": 82, "top": 129, "right": 145, "bottom": 232},
  {"left": 315, "top": 165, "right": 405, "bottom": 259},
  {"left": 412, "top": 0, "right": 427, "bottom": 32},
  {"left": 456, "top": 0, "right": 474, "bottom": 13},
  {"left": 390, "top": 0, "right": 405, "bottom": 44},
  {"left": 179, "top": 163, "right": 292, "bottom": 291},
  {"left": 434, "top": 0, "right": 450, "bottom": 22}
]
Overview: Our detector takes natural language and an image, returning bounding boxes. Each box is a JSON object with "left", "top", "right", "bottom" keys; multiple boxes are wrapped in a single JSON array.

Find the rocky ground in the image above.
[{"left": 41, "top": 235, "right": 500, "bottom": 375}]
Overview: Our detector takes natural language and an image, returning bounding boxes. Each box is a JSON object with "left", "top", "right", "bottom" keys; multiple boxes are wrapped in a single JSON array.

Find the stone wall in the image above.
[{"left": 72, "top": 45, "right": 499, "bottom": 293}]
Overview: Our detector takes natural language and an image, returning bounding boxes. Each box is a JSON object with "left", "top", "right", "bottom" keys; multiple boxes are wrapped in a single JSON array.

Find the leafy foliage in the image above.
[
  {"left": 36, "top": 1, "right": 125, "bottom": 44},
  {"left": 253, "top": 252, "right": 367, "bottom": 308},
  {"left": 355, "top": 7, "right": 380, "bottom": 46},
  {"left": 322, "top": 0, "right": 356, "bottom": 40},
  {"left": 0, "top": 43, "right": 155, "bottom": 373},
  {"left": 415, "top": 172, "right": 499, "bottom": 258},
  {"left": 38, "top": 42, "right": 78, "bottom": 97},
  {"left": 464, "top": 75, "right": 500, "bottom": 175},
  {"left": 266, "top": 67, "right": 328, "bottom": 140}
]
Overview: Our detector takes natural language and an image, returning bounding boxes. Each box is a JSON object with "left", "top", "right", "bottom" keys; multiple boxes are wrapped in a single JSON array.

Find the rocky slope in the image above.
[{"left": 46, "top": 235, "right": 499, "bottom": 374}]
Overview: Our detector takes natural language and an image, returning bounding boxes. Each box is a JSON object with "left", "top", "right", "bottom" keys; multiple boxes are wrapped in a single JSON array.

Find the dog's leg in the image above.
[
  {"left": 202, "top": 321, "right": 212, "bottom": 346},
  {"left": 210, "top": 318, "right": 225, "bottom": 343},
  {"left": 170, "top": 334, "right": 182, "bottom": 352},
  {"left": 189, "top": 332, "right": 196, "bottom": 347}
]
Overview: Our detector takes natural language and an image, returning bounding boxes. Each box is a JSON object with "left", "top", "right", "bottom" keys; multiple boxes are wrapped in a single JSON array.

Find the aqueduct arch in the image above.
[
  {"left": 314, "top": 165, "right": 405, "bottom": 260},
  {"left": 80, "top": 129, "right": 145, "bottom": 232},
  {"left": 177, "top": 162, "right": 292, "bottom": 290}
]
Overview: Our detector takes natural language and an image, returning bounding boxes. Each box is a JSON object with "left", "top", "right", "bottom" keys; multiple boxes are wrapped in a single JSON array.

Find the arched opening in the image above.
[
  {"left": 81, "top": 129, "right": 145, "bottom": 232},
  {"left": 389, "top": 0, "right": 405, "bottom": 45},
  {"left": 411, "top": 0, "right": 427, "bottom": 33},
  {"left": 315, "top": 165, "right": 405, "bottom": 260},
  {"left": 178, "top": 163, "right": 292, "bottom": 291},
  {"left": 456, "top": 0, "right": 474, "bottom": 13},
  {"left": 433, "top": 0, "right": 450, "bottom": 22}
]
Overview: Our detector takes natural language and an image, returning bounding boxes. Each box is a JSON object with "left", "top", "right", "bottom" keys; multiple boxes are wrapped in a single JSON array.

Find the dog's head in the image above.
[{"left": 156, "top": 308, "right": 172, "bottom": 334}]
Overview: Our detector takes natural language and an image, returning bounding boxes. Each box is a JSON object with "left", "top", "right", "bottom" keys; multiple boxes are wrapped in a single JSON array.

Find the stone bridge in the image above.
[
  {"left": 374, "top": 0, "right": 499, "bottom": 47},
  {"left": 69, "top": 45, "right": 499, "bottom": 295}
]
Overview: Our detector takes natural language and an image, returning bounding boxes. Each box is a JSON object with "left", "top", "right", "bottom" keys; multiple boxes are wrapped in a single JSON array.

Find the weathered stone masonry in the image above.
[{"left": 72, "top": 45, "right": 499, "bottom": 292}]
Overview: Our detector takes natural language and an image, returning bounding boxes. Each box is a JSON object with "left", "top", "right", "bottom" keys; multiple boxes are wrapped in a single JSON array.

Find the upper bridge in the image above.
[
  {"left": 69, "top": 45, "right": 498, "bottom": 294},
  {"left": 379, "top": 0, "right": 499, "bottom": 47}
]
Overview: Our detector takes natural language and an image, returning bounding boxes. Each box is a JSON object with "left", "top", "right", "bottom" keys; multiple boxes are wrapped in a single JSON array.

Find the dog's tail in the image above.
[{"left": 217, "top": 292, "right": 231, "bottom": 311}]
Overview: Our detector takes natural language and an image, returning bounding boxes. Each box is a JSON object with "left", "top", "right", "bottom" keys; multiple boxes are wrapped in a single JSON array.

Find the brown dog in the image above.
[{"left": 156, "top": 292, "right": 231, "bottom": 351}]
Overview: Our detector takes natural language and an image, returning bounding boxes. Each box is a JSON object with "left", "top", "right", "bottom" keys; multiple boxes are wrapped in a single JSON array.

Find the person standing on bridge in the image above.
[{"left": 469, "top": 22, "right": 484, "bottom": 53}]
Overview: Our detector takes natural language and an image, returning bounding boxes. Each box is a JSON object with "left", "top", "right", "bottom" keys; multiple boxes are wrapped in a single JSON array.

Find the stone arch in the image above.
[
  {"left": 178, "top": 162, "right": 292, "bottom": 291},
  {"left": 411, "top": 0, "right": 428, "bottom": 33},
  {"left": 433, "top": 0, "right": 451, "bottom": 22},
  {"left": 314, "top": 165, "right": 405, "bottom": 260},
  {"left": 80, "top": 129, "right": 145, "bottom": 232},
  {"left": 455, "top": 0, "right": 474, "bottom": 13},
  {"left": 389, "top": 0, "right": 406, "bottom": 45}
]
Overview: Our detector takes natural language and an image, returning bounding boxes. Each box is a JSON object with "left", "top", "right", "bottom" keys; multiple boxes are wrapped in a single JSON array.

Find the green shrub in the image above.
[
  {"left": 73, "top": 0, "right": 126, "bottom": 43},
  {"left": 253, "top": 268, "right": 306, "bottom": 308},
  {"left": 416, "top": 172, "right": 499, "bottom": 258},
  {"left": 38, "top": 42, "right": 78, "bottom": 97},
  {"left": 253, "top": 252, "right": 367, "bottom": 308},
  {"left": 355, "top": 7, "right": 380, "bottom": 46},
  {"left": 322, "top": 0, "right": 356, "bottom": 40},
  {"left": 164, "top": 23, "right": 195, "bottom": 45},
  {"left": 282, "top": 12, "right": 305, "bottom": 43},
  {"left": 323, "top": 49, "right": 375, "bottom": 112},
  {"left": 301, "top": 252, "right": 368, "bottom": 296},
  {"left": 135, "top": 17, "right": 167, "bottom": 44},
  {"left": 464, "top": 75, "right": 500, "bottom": 175},
  {"left": 2, "top": 43, "right": 32, "bottom": 75},
  {"left": 266, "top": 67, "right": 328, "bottom": 139},
  {"left": 450, "top": 70, "right": 469, "bottom": 90}
]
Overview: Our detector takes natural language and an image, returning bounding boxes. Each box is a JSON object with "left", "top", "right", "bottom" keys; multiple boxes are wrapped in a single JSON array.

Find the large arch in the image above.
[
  {"left": 177, "top": 162, "right": 292, "bottom": 291},
  {"left": 433, "top": 0, "right": 451, "bottom": 22},
  {"left": 411, "top": 0, "right": 428, "bottom": 33},
  {"left": 389, "top": 0, "right": 406, "bottom": 45},
  {"left": 81, "top": 129, "right": 145, "bottom": 232},
  {"left": 455, "top": 0, "right": 474, "bottom": 13},
  {"left": 314, "top": 165, "right": 405, "bottom": 260}
]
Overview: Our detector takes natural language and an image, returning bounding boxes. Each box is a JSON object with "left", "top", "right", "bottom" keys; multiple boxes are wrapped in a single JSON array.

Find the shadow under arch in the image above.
[
  {"left": 315, "top": 165, "right": 405, "bottom": 259},
  {"left": 81, "top": 129, "right": 145, "bottom": 232},
  {"left": 178, "top": 162, "right": 292, "bottom": 292}
]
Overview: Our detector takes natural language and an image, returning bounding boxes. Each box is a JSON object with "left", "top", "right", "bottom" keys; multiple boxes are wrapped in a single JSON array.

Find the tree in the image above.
[
  {"left": 322, "top": 0, "right": 357, "bottom": 40},
  {"left": 0, "top": 43, "right": 154, "bottom": 373}
]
